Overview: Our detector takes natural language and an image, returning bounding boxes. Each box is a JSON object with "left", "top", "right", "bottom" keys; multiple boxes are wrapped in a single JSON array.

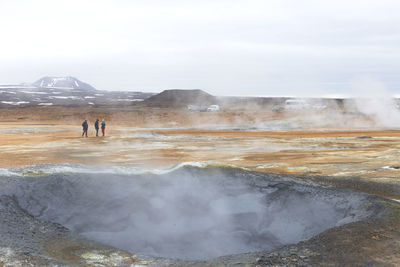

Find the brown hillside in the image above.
[{"left": 144, "top": 89, "right": 217, "bottom": 107}]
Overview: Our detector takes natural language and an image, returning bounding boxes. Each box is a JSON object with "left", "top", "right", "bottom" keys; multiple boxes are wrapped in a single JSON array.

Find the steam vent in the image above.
[{"left": 0, "top": 164, "right": 398, "bottom": 266}]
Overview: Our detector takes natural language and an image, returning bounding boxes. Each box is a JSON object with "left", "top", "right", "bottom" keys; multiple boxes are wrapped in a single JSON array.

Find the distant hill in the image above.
[
  {"left": 145, "top": 89, "right": 217, "bottom": 107},
  {"left": 0, "top": 77, "right": 154, "bottom": 107},
  {"left": 33, "top": 76, "right": 96, "bottom": 91}
]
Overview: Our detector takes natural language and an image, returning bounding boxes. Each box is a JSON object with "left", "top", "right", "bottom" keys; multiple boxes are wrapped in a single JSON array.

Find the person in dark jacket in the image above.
[
  {"left": 101, "top": 119, "right": 106, "bottom": 136},
  {"left": 82, "top": 120, "right": 88, "bottom": 137},
  {"left": 94, "top": 119, "right": 99, "bottom": 137}
]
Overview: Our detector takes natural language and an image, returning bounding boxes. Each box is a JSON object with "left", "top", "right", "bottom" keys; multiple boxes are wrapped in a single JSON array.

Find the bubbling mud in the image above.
[{"left": 0, "top": 165, "right": 377, "bottom": 260}]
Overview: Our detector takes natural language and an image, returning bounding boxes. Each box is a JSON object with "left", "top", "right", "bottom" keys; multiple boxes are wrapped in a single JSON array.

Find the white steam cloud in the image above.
[{"left": 351, "top": 77, "right": 400, "bottom": 128}]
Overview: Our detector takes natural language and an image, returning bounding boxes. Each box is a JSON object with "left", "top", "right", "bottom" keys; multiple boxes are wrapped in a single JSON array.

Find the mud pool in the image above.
[{"left": 0, "top": 165, "right": 381, "bottom": 261}]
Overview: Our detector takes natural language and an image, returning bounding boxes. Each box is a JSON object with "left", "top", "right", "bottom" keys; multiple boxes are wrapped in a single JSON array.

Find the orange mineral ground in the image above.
[
  {"left": 1, "top": 106, "right": 399, "bottom": 200},
  {"left": 1, "top": 105, "right": 400, "bottom": 266}
]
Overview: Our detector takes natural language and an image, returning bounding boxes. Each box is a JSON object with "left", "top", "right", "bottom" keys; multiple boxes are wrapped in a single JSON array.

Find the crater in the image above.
[{"left": 0, "top": 166, "right": 378, "bottom": 260}]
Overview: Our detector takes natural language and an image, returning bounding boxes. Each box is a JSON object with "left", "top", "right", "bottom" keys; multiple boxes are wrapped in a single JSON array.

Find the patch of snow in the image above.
[
  {"left": 21, "top": 91, "right": 49, "bottom": 94},
  {"left": 38, "top": 103, "right": 53, "bottom": 106},
  {"left": 117, "top": 99, "right": 142, "bottom": 101},
  {"left": 42, "top": 86, "right": 75, "bottom": 90},
  {"left": 50, "top": 96, "right": 82, "bottom": 100},
  {"left": 0, "top": 85, "right": 36, "bottom": 89},
  {"left": 84, "top": 96, "right": 96, "bottom": 99},
  {"left": 1, "top": 101, "right": 30, "bottom": 105}
]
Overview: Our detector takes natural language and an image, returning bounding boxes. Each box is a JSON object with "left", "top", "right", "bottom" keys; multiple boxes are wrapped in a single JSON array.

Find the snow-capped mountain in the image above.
[
  {"left": 33, "top": 76, "right": 96, "bottom": 90},
  {"left": 0, "top": 77, "right": 154, "bottom": 107}
]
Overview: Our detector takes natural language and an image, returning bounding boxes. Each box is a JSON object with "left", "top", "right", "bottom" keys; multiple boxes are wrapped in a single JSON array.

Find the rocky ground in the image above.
[
  {"left": 0, "top": 194, "right": 147, "bottom": 266},
  {"left": 0, "top": 105, "right": 399, "bottom": 266}
]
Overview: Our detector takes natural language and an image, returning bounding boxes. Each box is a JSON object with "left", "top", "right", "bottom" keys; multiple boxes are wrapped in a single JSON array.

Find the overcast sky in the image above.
[{"left": 1, "top": 0, "right": 399, "bottom": 96}]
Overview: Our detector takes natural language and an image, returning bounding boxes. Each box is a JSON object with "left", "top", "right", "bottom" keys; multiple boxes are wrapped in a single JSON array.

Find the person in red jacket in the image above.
[{"left": 101, "top": 119, "right": 106, "bottom": 136}]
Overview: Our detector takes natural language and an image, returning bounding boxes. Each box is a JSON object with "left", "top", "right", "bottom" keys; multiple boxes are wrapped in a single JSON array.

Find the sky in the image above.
[{"left": 0, "top": 0, "right": 399, "bottom": 96}]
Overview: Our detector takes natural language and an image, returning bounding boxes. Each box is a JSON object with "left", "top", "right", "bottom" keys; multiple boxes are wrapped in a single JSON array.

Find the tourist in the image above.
[
  {"left": 101, "top": 119, "right": 106, "bottom": 136},
  {"left": 94, "top": 119, "right": 99, "bottom": 137},
  {"left": 82, "top": 120, "right": 88, "bottom": 137}
]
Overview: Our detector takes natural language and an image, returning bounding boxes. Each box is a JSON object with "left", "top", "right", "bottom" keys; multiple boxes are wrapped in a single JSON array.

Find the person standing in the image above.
[
  {"left": 82, "top": 120, "right": 88, "bottom": 137},
  {"left": 101, "top": 119, "right": 106, "bottom": 136},
  {"left": 94, "top": 119, "right": 100, "bottom": 137}
]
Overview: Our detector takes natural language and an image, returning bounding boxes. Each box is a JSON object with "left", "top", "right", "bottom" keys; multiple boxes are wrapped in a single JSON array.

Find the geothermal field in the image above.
[{"left": 0, "top": 85, "right": 399, "bottom": 266}]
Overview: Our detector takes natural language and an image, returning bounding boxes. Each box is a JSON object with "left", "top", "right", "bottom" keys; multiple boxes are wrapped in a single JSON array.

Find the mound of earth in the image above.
[{"left": 145, "top": 89, "right": 217, "bottom": 107}]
